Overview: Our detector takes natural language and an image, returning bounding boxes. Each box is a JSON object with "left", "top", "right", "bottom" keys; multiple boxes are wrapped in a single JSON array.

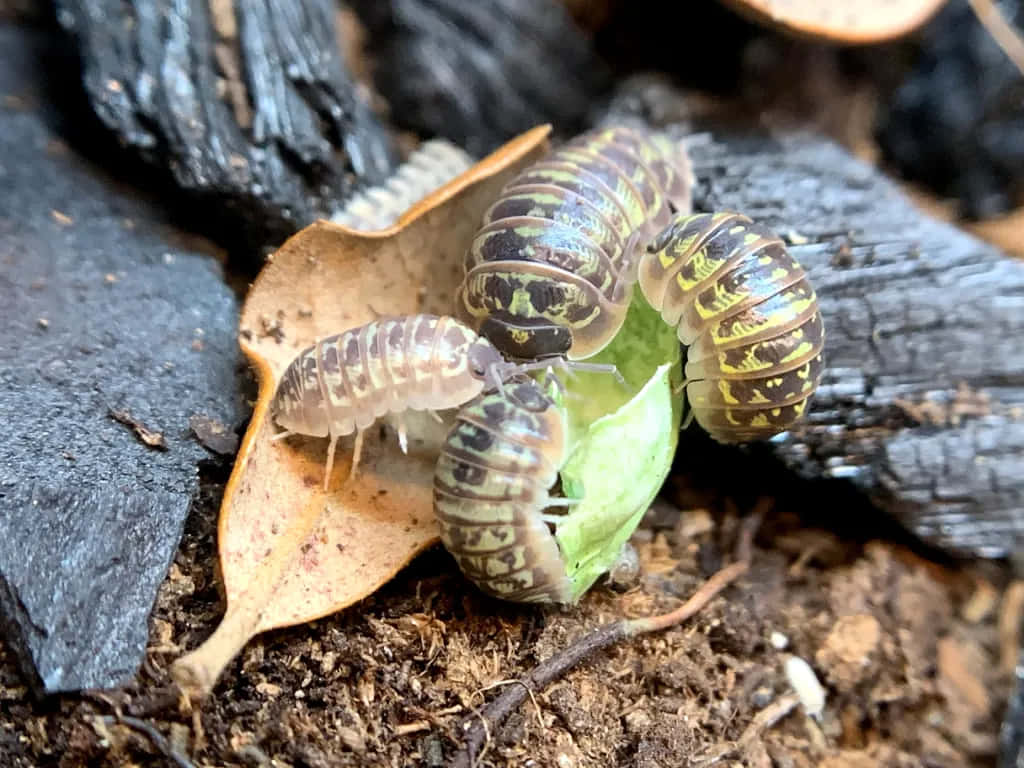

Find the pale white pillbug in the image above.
[
  {"left": 272, "top": 314, "right": 506, "bottom": 489},
  {"left": 272, "top": 314, "right": 583, "bottom": 489}
]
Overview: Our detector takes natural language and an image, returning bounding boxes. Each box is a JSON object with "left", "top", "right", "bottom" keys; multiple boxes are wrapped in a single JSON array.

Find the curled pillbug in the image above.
[
  {"left": 272, "top": 314, "right": 526, "bottom": 490},
  {"left": 433, "top": 375, "right": 576, "bottom": 603},
  {"left": 457, "top": 124, "right": 694, "bottom": 362},
  {"left": 640, "top": 212, "right": 825, "bottom": 442}
]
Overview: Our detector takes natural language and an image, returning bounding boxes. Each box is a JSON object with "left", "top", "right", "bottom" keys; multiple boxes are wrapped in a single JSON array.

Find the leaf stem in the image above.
[{"left": 170, "top": 605, "right": 260, "bottom": 700}]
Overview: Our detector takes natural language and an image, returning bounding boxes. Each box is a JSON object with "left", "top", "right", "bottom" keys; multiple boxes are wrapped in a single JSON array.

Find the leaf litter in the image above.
[{"left": 171, "top": 125, "right": 551, "bottom": 699}]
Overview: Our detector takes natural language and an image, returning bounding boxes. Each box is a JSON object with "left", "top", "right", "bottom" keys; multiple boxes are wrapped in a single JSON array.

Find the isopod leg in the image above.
[
  {"left": 565, "top": 359, "right": 626, "bottom": 387},
  {"left": 545, "top": 496, "right": 582, "bottom": 506},
  {"left": 396, "top": 415, "right": 409, "bottom": 454},
  {"left": 348, "top": 428, "right": 366, "bottom": 481},
  {"left": 270, "top": 429, "right": 294, "bottom": 442},
  {"left": 674, "top": 378, "right": 697, "bottom": 432},
  {"left": 542, "top": 497, "right": 582, "bottom": 527},
  {"left": 680, "top": 408, "right": 695, "bottom": 432},
  {"left": 488, "top": 363, "right": 508, "bottom": 399},
  {"left": 323, "top": 434, "right": 339, "bottom": 491}
]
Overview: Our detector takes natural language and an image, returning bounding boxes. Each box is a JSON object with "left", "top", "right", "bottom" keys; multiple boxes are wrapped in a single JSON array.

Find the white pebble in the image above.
[
  {"left": 770, "top": 631, "right": 789, "bottom": 650},
  {"left": 784, "top": 655, "right": 826, "bottom": 719}
]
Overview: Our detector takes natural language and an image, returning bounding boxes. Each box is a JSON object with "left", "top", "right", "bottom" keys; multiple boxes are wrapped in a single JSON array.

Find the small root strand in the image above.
[{"left": 451, "top": 510, "right": 761, "bottom": 767}]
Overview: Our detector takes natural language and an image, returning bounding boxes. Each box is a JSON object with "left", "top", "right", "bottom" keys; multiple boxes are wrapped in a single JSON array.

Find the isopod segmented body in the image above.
[
  {"left": 641, "top": 212, "right": 825, "bottom": 442},
  {"left": 272, "top": 314, "right": 507, "bottom": 489},
  {"left": 456, "top": 121, "right": 824, "bottom": 442},
  {"left": 457, "top": 124, "right": 694, "bottom": 362},
  {"left": 434, "top": 376, "right": 575, "bottom": 603}
]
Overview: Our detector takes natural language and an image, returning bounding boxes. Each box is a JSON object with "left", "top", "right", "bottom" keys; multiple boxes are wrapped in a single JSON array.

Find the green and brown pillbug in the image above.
[
  {"left": 434, "top": 375, "right": 576, "bottom": 603},
  {"left": 457, "top": 123, "right": 694, "bottom": 362},
  {"left": 456, "top": 124, "right": 824, "bottom": 443},
  {"left": 271, "top": 314, "right": 544, "bottom": 490}
]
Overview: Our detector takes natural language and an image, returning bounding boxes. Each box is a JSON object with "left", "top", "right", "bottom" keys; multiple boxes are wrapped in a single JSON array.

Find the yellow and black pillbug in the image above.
[
  {"left": 457, "top": 124, "right": 694, "bottom": 363},
  {"left": 641, "top": 212, "right": 825, "bottom": 442},
  {"left": 456, "top": 119, "right": 823, "bottom": 443}
]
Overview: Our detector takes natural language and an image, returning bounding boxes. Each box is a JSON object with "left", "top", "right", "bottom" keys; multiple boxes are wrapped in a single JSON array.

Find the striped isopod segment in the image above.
[
  {"left": 456, "top": 124, "right": 694, "bottom": 362},
  {"left": 434, "top": 376, "right": 575, "bottom": 603},
  {"left": 272, "top": 314, "right": 507, "bottom": 489},
  {"left": 640, "top": 212, "right": 825, "bottom": 442}
]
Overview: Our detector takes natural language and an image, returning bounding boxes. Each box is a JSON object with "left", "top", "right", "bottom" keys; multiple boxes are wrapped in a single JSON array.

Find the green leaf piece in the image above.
[{"left": 554, "top": 288, "right": 683, "bottom": 602}]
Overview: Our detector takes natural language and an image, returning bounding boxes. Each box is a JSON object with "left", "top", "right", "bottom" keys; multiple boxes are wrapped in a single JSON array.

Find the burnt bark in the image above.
[
  {"left": 348, "top": 0, "right": 610, "bottom": 156},
  {"left": 600, "top": 79, "right": 1024, "bottom": 559},
  {"left": 696, "top": 133, "right": 1024, "bottom": 558},
  {"left": 54, "top": 0, "right": 397, "bottom": 251},
  {"left": 0, "top": 22, "right": 245, "bottom": 695}
]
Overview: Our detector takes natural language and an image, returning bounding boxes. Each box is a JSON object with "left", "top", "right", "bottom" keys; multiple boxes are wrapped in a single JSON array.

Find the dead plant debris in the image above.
[
  {"left": 109, "top": 407, "right": 168, "bottom": 450},
  {"left": 189, "top": 415, "right": 239, "bottom": 456}
]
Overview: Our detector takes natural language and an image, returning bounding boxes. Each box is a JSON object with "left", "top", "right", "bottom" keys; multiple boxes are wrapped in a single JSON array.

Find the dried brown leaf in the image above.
[
  {"left": 171, "top": 126, "right": 551, "bottom": 699},
  {"left": 718, "top": 0, "right": 948, "bottom": 43}
]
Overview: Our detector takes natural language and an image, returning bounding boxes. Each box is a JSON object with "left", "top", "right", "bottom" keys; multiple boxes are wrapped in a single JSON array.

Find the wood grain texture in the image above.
[
  {"left": 55, "top": 0, "right": 397, "bottom": 249},
  {"left": 349, "top": 0, "right": 608, "bottom": 156}
]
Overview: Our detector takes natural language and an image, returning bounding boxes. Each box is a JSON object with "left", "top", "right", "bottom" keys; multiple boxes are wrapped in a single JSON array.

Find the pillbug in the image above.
[
  {"left": 331, "top": 139, "right": 475, "bottom": 231},
  {"left": 272, "top": 314, "right": 516, "bottom": 490},
  {"left": 457, "top": 124, "right": 694, "bottom": 362},
  {"left": 456, "top": 120, "right": 823, "bottom": 442},
  {"left": 640, "top": 212, "right": 825, "bottom": 442},
  {"left": 434, "top": 375, "right": 576, "bottom": 603}
]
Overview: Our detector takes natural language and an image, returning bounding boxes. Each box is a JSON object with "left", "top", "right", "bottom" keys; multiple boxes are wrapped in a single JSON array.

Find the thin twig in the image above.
[
  {"left": 623, "top": 560, "right": 748, "bottom": 635},
  {"left": 692, "top": 692, "right": 800, "bottom": 765},
  {"left": 102, "top": 714, "right": 195, "bottom": 768},
  {"left": 452, "top": 515, "right": 760, "bottom": 767},
  {"left": 968, "top": 0, "right": 1024, "bottom": 77},
  {"left": 475, "top": 679, "right": 545, "bottom": 730}
]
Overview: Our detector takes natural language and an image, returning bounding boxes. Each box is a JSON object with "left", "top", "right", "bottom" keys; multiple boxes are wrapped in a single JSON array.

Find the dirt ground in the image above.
[{"left": 0, "top": 451, "right": 1017, "bottom": 768}]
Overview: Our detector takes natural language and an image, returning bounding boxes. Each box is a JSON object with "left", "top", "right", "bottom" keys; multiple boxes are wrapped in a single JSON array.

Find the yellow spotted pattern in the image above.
[
  {"left": 639, "top": 212, "right": 825, "bottom": 442},
  {"left": 459, "top": 125, "right": 691, "bottom": 361}
]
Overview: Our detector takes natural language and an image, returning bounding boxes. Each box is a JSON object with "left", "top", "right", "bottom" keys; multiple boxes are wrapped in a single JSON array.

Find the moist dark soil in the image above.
[{"left": 0, "top": 459, "right": 1015, "bottom": 767}]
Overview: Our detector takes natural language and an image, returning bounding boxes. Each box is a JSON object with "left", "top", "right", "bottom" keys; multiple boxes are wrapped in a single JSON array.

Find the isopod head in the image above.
[
  {"left": 456, "top": 262, "right": 631, "bottom": 362},
  {"left": 466, "top": 331, "right": 517, "bottom": 389}
]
